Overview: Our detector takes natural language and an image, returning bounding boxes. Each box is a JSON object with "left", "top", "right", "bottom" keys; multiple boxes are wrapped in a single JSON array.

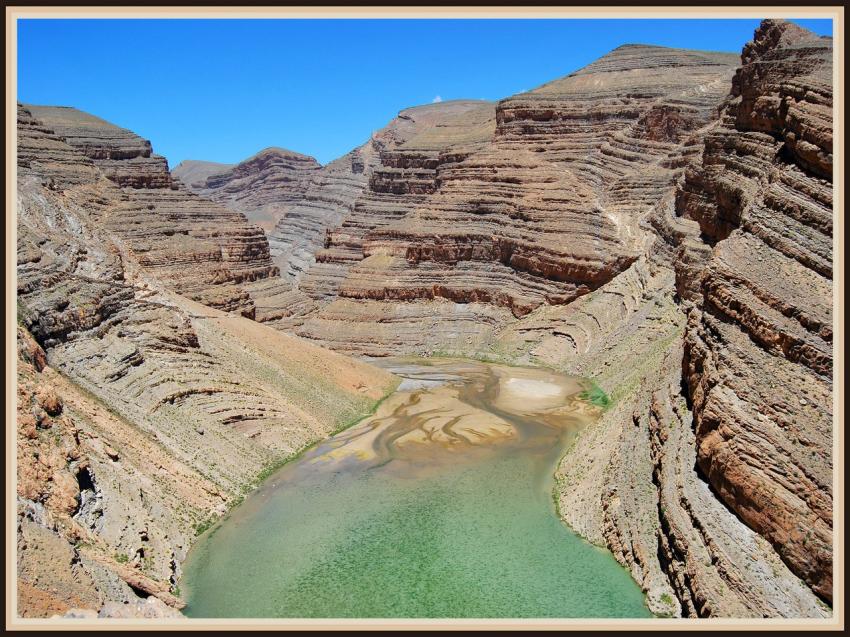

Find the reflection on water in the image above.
[{"left": 181, "top": 358, "right": 652, "bottom": 618}]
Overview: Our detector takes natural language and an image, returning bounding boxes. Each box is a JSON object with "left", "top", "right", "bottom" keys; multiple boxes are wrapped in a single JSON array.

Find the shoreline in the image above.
[
  {"left": 176, "top": 374, "right": 402, "bottom": 600},
  {"left": 179, "top": 357, "right": 650, "bottom": 618}
]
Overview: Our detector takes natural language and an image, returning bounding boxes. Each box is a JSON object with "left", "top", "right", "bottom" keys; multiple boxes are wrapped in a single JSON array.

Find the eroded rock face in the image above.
[
  {"left": 175, "top": 147, "right": 322, "bottom": 234},
  {"left": 24, "top": 105, "right": 281, "bottom": 319},
  {"left": 676, "top": 20, "right": 834, "bottom": 603},
  {"left": 288, "top": 47, "right": 739, "bottom": 354},
  {"left": 529, "top": 21, "right": 833, "bottom": 617},
  {"left": 16, "top": 18, "right": 834, "bottom": 621},
  {"left": 266, "top": 143, "right": 380, "bottom": 286},
  {"left": 294, "top": 100, "right": 496, "bottom": 298},
  {"left": 262, "top": 22, "right": 833, "bottom": 618},
  {"left": 24, "top": 105, "right": 172, "bottom": 189},
  {"left": 16, "top": 104, "right": 397, "bottom": 617}
]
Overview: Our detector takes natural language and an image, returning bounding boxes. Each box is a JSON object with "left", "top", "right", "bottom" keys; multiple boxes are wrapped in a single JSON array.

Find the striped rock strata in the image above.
[
  {"left": 262, "top": 22, "right": 834, "bottom": 618},
  {"left": 15, "top": 104, "right": 397, "bottom": 617},
  {"left": 15, "top": 18, "right": 835, "bottom": 621},
  {"left": 24, "top": 105, "right": 281, "bottom": 319},
  {"left": 676, "top": 19, "right": 834, "bottom": 604},
  {"left": 174, "top": 148, "right": 321, "bottom": 234},
  {"left": 289, "top": 46, "right": 740, "bottom": 354},
  {"left": 481, "top": 21, "right": 834, "bottom": 618},
  {"left": 244, "top": 100, "right": 502, "bottom": 334}
]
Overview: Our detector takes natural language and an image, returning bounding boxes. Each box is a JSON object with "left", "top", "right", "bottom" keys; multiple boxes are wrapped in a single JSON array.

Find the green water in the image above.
[{"left": 181, "top": 359, "right": 652, "bottom": 618}]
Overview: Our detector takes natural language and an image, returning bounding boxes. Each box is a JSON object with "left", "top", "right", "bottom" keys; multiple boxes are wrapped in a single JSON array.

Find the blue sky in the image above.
[{"left": 18, "top": 19, "right": 833, "bottom": 167}]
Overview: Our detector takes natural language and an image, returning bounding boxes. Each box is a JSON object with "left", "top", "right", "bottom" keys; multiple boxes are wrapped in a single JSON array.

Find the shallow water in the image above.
[{"left": 181, "top": 358, "right": 651, "bottom": 618}]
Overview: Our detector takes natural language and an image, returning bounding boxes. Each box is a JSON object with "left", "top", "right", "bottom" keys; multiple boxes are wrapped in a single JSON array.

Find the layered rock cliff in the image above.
[
  {"left": 25, "top": 105, "right": 286, "bottom": 319},
  {"left": 286, "top": 46, "right": 740, "bottom": 355},
  {"left": 268, "top": 101, "right": 496, "bottom": 289},
  {"left": 15, "top": 104, "right": 397, "bottom": 617},
  {"left": 677, "top": 19, "right": 834, "bottom": 604},
  {"left": 483, "top": 21, "right": 833, "bottom": 617},
  {"left": 174, "top": 147, "right": 321, "bottom": 234}
]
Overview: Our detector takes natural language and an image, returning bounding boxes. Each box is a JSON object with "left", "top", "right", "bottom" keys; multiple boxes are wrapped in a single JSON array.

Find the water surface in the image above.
[{"left": 182, "top": 358, "right": 651, "bottom": 618}]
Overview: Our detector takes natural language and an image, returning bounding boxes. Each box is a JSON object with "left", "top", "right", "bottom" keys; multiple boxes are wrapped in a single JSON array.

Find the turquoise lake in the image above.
[{"left": 181, "top": 358, "right": 652, "bottom": 619}]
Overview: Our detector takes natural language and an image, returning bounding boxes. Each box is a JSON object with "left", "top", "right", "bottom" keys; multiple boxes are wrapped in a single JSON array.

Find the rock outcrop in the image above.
[
  {"left": 482, "top": 21, "right": 833, "bottom": 617},
  {"left": 676, "top": 19, "right": 834, "bottom": 603},
  {"left": 174, "top": 147, "right": 321, "bottom": 234},
  {"left": 264, "top": 147, "right": 376, "bottom": 284},
  {"left": 288, "top": 47, "right": 739, "bottom": 354},
  {"left": 262, "top": 22, "right": 833, "bottom": 618},
  {"left": 25, "top": 105, "right": 284, "bottom": 319},
  {"left": 16, "top": 104, "right": 397, "bottom": 617},
  {"left": 16, "top": 18, "right": 834, "bottom": 621}
]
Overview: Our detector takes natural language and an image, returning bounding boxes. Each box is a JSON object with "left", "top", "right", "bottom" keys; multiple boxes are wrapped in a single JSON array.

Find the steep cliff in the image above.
[
  {"left": 677, "top": 19, "right": 834, "bottom": 604},
  {"left": 25, "top": 105, "right": 284, "bottom": 319},
  {"left": 16, "top": 18, "right": 834, "bottom": 621},
  {"left": 257, "top": 22, "right": 834, "bottom": 618},
  {"left": 483, "top": 21, "right": 834, "bottom": 617}
]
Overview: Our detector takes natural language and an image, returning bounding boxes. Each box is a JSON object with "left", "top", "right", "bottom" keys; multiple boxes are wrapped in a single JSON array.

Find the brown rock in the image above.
[
  {"left": 177, "top": 147, "right": 321, "bottom": 234},
  {"left": 35, "top": 386, "right": 63, "bottom": 416},
  {"left": 677, "top": 19, "right": 833, "bottom": 603},
  {"left": 15, "top": 18, "right": 833, "bottom": 620}
]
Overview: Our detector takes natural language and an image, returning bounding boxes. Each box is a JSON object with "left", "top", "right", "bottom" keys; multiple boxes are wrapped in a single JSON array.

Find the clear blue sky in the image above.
[{"left": 18, "top": 18, "right": 833, "bottom": 167}]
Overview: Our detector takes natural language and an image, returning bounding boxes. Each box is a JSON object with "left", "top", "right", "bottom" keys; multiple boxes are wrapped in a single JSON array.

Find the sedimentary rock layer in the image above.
[
  {"left": 175, "top": 147, "right": 321, "bottom": 234},
  {"left": 285, "top": 23, "right": 829, "bottom": 617},
  {"left": 266, "top": 144, "right": 379, "bottom": 285},
  {"left": 16, "top": 104, "right": 397, "bottom": 617},
  {"left": 26, "top": 105, "right": 283, "bottom": 319},
  {"left": 15, "top": 18, "right": 834, "bottom": 621},
  {"left": 291, "top": 47, "right": 739, "bottom": 353},
  {"left": 291, "top": 100, "right": 496, "bottom": 296},
  {"left": 486, "top": 21, "right": 834, "bottom": 617},
  {"left": 676, "top": 20, "right": 834, "bottom": 603}
]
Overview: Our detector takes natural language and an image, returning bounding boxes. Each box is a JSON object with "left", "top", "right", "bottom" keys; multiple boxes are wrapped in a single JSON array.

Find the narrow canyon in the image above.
[{"left": 16, "top": 19, "right": 834, "bottom": 619}]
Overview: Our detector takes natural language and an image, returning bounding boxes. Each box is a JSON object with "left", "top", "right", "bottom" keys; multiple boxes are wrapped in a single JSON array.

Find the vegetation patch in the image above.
[
  {"left": 193, "top": 516, "right": 216, "bottom": 537},
  {"left": 579, "top": 380, "right": 612, "bottom": 410}
]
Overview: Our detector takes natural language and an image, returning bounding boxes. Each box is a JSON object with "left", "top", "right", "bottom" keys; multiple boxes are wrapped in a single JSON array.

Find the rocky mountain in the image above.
[
  {"left": 278, "top": 46, "right": 739, "bottom": 356},
  {"left": 238, "top": 21, "right": 833, "bottom": 617},
  {"left": 16, "top": 19, "right": 834, "bottom": 620},
  {"left": 24, "top": 105, "right": 287, "bottom": 319},
  {"left": 488, "top": 21, "right": 832, "bottom": 617},
  {"left": 678, "top": 19, "right": 834, "bottom": 605},
  {"left": 174, "top": 147, "right": 322, "bottom": 234}
]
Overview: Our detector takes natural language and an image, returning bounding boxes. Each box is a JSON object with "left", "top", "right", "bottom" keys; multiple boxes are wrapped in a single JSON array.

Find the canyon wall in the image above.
[
  {"left": 486, "top": 20, "right": 834, "bottom": 617},
  {"left": 16, "top": 18, "right": 834, "bottom": 620},
  {"left": 25, "top": 105, "right": 287, "bottom": 320},
  {"left": 677, "top": 19, "right": 834, "bottom": 604},
  {"left": 286, "top": 46, "right": 740, "bottom": 355},
  {"left": 15, "top": 104, "right": 397, "bottom": 617}
]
